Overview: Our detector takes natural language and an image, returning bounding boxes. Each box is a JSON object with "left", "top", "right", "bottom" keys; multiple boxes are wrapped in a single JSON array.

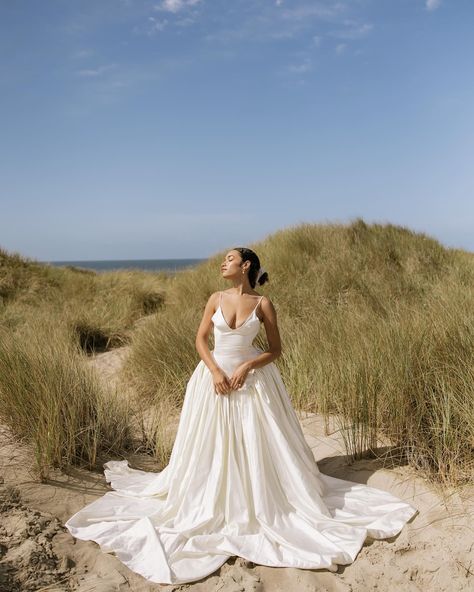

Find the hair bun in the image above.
[{"left": 257, "top": 269, "right": 269, "bottom": 286}]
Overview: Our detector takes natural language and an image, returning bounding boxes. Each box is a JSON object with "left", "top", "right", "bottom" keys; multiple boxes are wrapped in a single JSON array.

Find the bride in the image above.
[{"left": 65, "top": 247, "right": 418, "bottom": 585}]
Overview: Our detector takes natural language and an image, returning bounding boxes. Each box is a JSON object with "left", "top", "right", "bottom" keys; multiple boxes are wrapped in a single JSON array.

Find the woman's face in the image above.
[{"left": 220, "top": 250, "right": 245, "bottom": 279}]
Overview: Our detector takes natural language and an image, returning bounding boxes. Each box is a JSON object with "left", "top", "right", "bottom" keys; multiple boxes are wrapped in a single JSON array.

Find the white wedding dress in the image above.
[{"left": 65, "top": 292, "right": 417, "bottom": 585}]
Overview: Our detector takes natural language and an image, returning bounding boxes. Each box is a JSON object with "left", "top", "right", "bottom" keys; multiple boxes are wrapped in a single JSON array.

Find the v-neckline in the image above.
[{"left": 218, "top": 293, "right": 262, "bottom": 331}]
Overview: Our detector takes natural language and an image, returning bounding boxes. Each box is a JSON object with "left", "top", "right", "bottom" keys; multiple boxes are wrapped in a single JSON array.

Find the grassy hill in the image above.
[
  {"left": 0, "top": 247, "right": 170, "bottom": 477},
  {"left": 1, "top": 218, "right": 473, "bottom": 485}
]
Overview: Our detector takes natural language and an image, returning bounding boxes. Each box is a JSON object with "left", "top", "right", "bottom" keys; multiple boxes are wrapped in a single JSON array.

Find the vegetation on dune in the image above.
[
  {"left": 0, "top": 248, "right": 170, "bottom": 476},
  {"left": 1, "top": 218, "right": 473, "bottom": 485},
  {"left": 0, "top": 321, "right": 134, "bottom": 480},
  {"left": 0, "top": 247, "right": 168, "bottom": 350},
  {"left": 123, "top": 219, "right": 474, "bottom": 485}
]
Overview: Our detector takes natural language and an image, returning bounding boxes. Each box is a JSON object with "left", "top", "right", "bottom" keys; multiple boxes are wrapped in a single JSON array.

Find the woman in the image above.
[{"left": 65, "top": 247, "right": 417, "bottom": 585}]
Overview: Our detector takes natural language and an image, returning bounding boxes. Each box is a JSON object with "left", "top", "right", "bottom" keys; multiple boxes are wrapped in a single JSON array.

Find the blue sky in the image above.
[{"left": 1, "top": 0, "right": 473, "bottom": 261}]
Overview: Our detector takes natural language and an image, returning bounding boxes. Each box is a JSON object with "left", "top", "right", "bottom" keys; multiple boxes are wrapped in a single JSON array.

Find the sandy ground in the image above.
[{"left": 0, "top": 347, "right": 473, "bottom": 591}]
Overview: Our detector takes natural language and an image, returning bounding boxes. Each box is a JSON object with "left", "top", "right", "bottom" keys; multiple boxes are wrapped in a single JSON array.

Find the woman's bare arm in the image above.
[
  {"left": 246, "top": 297, "right": 282, "bottom": 370},
  {"left": 195, "top": 291, "right": 221, "bottom": 373}
]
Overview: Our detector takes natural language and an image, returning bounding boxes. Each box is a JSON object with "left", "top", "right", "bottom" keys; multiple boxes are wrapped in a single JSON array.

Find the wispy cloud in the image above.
[
  {"left": 154, "top": 0, "right": 201, "bottom": 14},
  {"left": 146, "top": 16, "right": 169, "bottom": 34},
  {"left": 76, "top": 64, "right": 117, "bottom": 77},
  {"left": 426, "top": 0, "right": 441, "bottom": 11},
  {"left": 140, "top": 0, "right": 202, "bottom": 34},
  {"left": 204, "top": 1, "right": 349, "bottom": 44},
  {"left": 329, "top": 19, "right": 373, "bottom": 40},
  {"left": 132, "top": 1, "right": 374, "bottom": 54},
  {"left": 66, "top": 57, "right": 195, "bottom": 116},
  {"left": 288, "top": 57, "right": 312, "bottom": 74},
  {"left": 199, "top": 2, "right": 373, "bottom": 81},
  {"left": 67, "top": 1, "right": 374, "bottom": 91}
]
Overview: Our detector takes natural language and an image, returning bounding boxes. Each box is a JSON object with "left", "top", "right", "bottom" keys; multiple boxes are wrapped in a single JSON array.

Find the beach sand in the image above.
[{"left": 0, "top": 347, "right": 472, "bottom": 591}]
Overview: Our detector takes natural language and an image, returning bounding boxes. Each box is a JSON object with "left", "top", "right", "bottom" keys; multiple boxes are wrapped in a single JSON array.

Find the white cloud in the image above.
[
  {"left": 335, "top": 43, "right": 346, "bottom": 55},
  {"left": 158, "top": 0, "right": 184, "bottom": 13},
  {"left": 148, "top": 0, "right": 201, "bottom": 31},
  {"left": 426, "top": 0, "right": 441, "bottom": 11},
  {"left": 154, "top": 0, "right": 201, "bottom": 14}
]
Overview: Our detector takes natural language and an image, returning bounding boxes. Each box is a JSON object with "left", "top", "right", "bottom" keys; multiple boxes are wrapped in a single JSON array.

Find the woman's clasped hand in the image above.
[{"left": 211, "top": 362, "right": 251, "bottom": 395}]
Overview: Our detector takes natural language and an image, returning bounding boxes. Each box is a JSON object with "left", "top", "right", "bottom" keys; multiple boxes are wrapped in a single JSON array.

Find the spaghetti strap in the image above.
[{"left": 255, "top": 295, "right": 264, "bottom": 320}]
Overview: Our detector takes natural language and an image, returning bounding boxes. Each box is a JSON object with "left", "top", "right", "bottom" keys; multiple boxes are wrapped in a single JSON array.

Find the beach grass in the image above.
[
  {"left": 0, "top": 320, "right": 134, "bottom": 480},
  {"left": 1, "top": 218, "right": 473, "bottom": 485},
  {"left": 122, "top": 219, "right": 474, "bottom": 484},
  {"left": 0, "top": 248, "right": 169, "bottom": 477}
]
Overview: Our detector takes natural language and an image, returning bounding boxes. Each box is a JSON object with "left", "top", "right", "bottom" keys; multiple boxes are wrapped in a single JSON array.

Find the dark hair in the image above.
[{"left": 232, "top": 247, "right": 269, "bottom": 289}]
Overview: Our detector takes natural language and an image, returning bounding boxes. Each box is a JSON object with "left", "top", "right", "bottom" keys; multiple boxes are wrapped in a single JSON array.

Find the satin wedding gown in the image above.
[{"left": 65, "top": 292, "right": 418, "bottom": 585}]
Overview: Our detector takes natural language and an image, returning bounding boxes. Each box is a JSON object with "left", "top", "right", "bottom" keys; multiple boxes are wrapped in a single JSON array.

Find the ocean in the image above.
[{"left": 45, "top": 258, "right": 207, "bottom": 273}]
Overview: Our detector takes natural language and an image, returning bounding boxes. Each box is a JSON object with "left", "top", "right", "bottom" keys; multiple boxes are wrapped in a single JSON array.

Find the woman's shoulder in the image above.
[
  {"left": 254, "top": 294, "right": 274, "bottom": 314},
  {"left": 259, "top": 294, "right": 273, "bottom": 306}
]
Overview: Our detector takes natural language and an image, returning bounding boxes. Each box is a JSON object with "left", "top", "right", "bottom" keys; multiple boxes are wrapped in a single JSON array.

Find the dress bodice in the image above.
[
  {"left": 212, "top": 294, "right": 263, "bottom": 351},
  {"left": 210, "top": 292, "right": 264, "bottom": 384}
]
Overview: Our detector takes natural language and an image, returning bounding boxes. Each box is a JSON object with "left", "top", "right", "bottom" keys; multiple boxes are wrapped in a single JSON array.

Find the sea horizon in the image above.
[{"left": 44, "top": 258, "right": 207, "bottom": 273}]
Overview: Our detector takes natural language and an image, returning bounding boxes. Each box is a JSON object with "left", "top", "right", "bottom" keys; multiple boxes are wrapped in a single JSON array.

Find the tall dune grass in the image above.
[
  {"left": 122, "top": 219, "right": 474, "bottom": 485},
  {"left": 0, "top": 319, "right": 135, "bottom": 480},
  {"left": 1, "top": 220, "right": 473, "bottom": 485},
  {"left": 0, "top": 249, "right": 176, "bottom": 473}
]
